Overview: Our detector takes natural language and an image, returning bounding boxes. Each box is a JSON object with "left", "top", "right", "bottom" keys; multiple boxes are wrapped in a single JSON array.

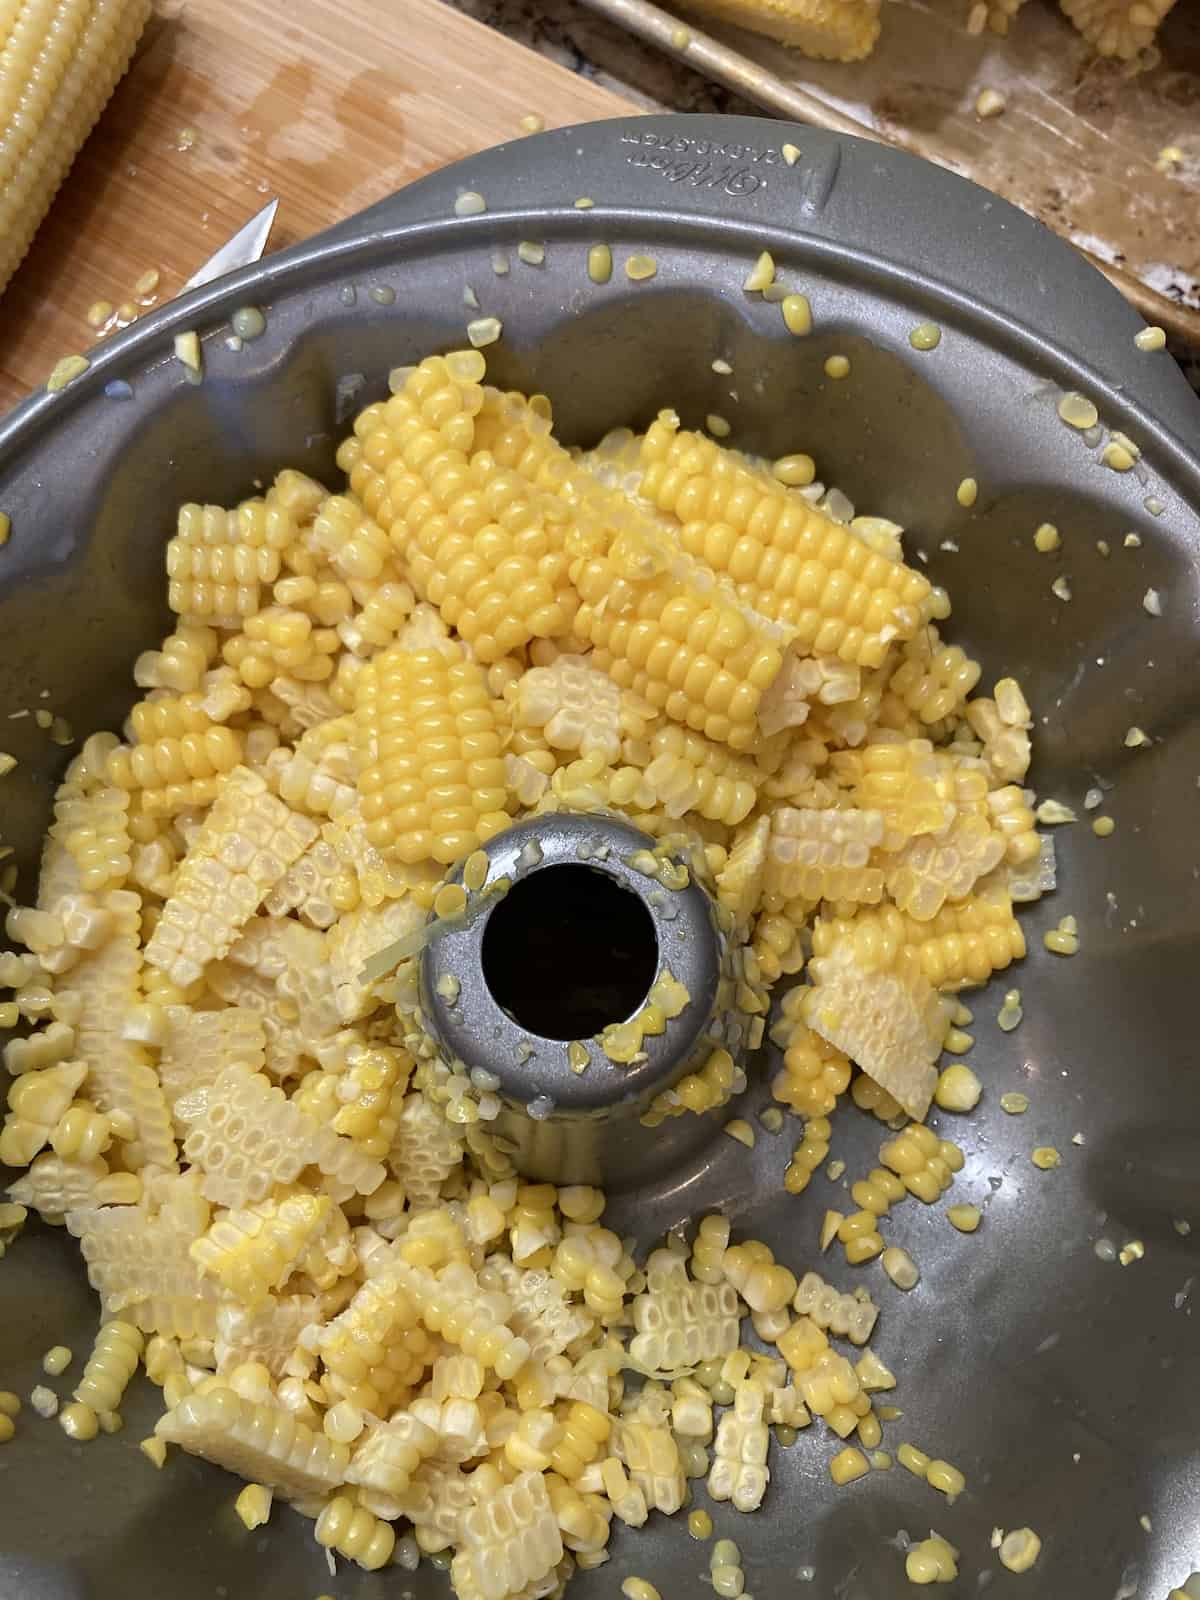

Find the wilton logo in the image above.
[{"left": 619, "top": 129, "right": 778, "bottom": 197}]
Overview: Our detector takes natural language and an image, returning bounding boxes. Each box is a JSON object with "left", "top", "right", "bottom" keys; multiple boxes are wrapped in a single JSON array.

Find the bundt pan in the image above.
[{"left": 1, "top": 113, "right": 1198, "bottom": 1598}]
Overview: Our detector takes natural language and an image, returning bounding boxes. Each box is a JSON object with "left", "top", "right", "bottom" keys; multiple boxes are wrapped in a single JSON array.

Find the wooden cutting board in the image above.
[{"left": 0, "top": 0, "right": 635, "bottom": 413}]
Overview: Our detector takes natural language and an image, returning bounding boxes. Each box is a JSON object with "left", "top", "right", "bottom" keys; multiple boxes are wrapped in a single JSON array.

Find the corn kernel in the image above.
[
  {"left": 0, "top": 1393, "right": 19, "bottom": 1418},
  {"left": 824, "top": 355, "right": 850, "bottom": 379},
  {"left": 59, "top": 1401, "right": 99, "bottom": 1441},
  {"left": 830, "top": 1445, "right": 870, "bottom": 1484},
  {"left": 881, "top": 1247, "right": 919, "bottom": 1290},
  {"left": 0, "top": 1415, "right": 13, "bottom": 1444},
  {"left": 1118, "top": 1239, "right": 1144, "bottom": 1266},
  {"left": 926, "top": 1458, "right": 965, "bottom": 1499},
  {"left": 42, "top": 1345, "right": 72, "bottom": 1376},
  {"left": 898, "top": 1442, "right": 930, "bottom": 1477},
  {"left": 934, "top": 1064, "right": 981, "bottom": 1112},
  {"left": 140, "top": 1436, "right": 168, "bottom": 1468},
  {"left": 947, "top": 1204, "right": 981, "bottom": 1233},
  {"left": 744, "top": 252, "right": 774, "bottom": 291},
  {"left": 625, "top": 254, "right": 657, "bottom": 281},
  {"left": 781, "top": 294, "right": 812, "bottom": 336},
  {"left": 621, "top": 1581, "right": 662, "bottom": 1600},
  {"left": 688, "top": 1508, "right": 713, "bottom": 1539},
  {"left": 906, "top": 1533, "right": 958, "bottom": 1584},
  {"left": 30, "top": 1385, "right": 58, "bottom": 1418},
  {"left": 942, "top": 1026, "right": 973, "bottom": 1054},
  {"left": 1135, "top": 326, "right": 1167, "bottom": 352},
  {"left": 1092, "top": 815, "right": 1115, "bottom": 837},
  {"left": 1031, "top": 1146, "right": 1061, "bottom": 1170},
  {"left": 999, "top": 1527, "right": 1041, "bottom": 1573},
  {"left": 235, "top": 1483, "right": 274, "bottom": 1529},
  {"left": 909, "top": 322, "right": 941, "bottom": 351},
  {"left": 724, "top": 1118, "right": 755, "bottom": 1148},
  {"left": 773, "top": 453, "right": 815, "bottom": 487},
  {"left": 1000, "top": 1090, "right": 1029, "bottom": 1114},
  {"left": 1033, "top": 522, "right": 1061, "bottom": 553},
  {"left": 956, "top": 477, "right": 978, "bottom": 508}
]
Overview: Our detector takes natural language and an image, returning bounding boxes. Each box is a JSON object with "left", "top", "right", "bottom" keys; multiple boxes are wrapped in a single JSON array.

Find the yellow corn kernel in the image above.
[
  {"left": 724, "top": 1118, "right": 755, "bottom": 1148},
  {"left": 1032, "top": 1146, "right": 1061, "bottom": 1170},
  {"left": 906, "top": 1533, "right": 958, "bottom": 1584},
  {"left": 830, "top": 1445, "right": 870, "bottom": 1484},
  {"left": 926, "top": 1457, "right": 965, "bottom": 1499},
  {"left": 773, "top": 453, "right": 815, "bottom": 487},
  {"left": 898, "top": 1442, "right": 930, "bottom": 1477},
  {"left": 934, "top": 1063, "right": 981, "bottom": 1112},
  {"left": 140, "top": 1435, "right": 168, "bottom": 1468},
  {"left": 0, "top": 1414, "right": 13, "bottom": 1444},
  {"left": 235, "top": 1483, "right": 274, "bottom": 1530},
  {"left": 42, "top": 1344, "right": 73, "bottom": 1376},
  {"left": 999, "top": 1527, "right": 1041, "bottom": 1572},
  {"left": 947, "top": 1204, "right": 981, "bottom": 1232},
  {"left": 57, "top": 1401, "right": 98, "bottom": 1440},
  {"left": 0, "top": 1392, "right": 20, "bottom": 1418},
  {"left": 625, "top": 254, "right": 657, "bottom": 281},
  {"left": 315, "top": 1493, "right": 395, "bottom": 1571},
  {"left": 1119, "top": 1239, "right": 1144, "bottom": 1266},
  {"left": 909, "top": 322, "right": 941, "bottom": 351},
  {"left": 781, "top": 294, "right": 812, "bottom": 335},
  {"left": 621, "top": 1580, "right": 662, "bottom": 1600},
  {"left": 688, "top": 1508, "right": 713, "bottom": 1539},
  {"left": 1043, "top": 914, "right": 1079, "bottom": 956}
]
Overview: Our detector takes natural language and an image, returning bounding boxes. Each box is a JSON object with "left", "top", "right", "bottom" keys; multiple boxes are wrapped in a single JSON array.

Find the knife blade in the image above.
[{"left": 183, "top": 198, "right": 279, "bottom": 292}]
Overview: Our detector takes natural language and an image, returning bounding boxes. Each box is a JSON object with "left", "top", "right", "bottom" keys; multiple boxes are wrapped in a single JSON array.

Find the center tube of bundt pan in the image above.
[{"left": 419, "top": 812, "right": 742, "bottom": 1187}]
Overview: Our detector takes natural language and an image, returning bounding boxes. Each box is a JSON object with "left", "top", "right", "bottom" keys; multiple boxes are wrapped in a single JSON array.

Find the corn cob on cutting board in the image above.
[
  {"left": 578, "top": 0, "right": 1200, "bottom": 344},
  {"left": 0, "top": 0, "right": 634, "bottom": 415}
]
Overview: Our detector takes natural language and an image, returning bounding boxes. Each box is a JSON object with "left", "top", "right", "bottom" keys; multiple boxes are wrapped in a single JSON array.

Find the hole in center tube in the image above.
[{"left": 480, "top": 864, "right": 659, "bottom": 1041}]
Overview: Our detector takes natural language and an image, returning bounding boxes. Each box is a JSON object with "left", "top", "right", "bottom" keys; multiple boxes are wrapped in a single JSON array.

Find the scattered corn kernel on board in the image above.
[
  {"left": 577, "top": 0, "right": 1200, "bottom": 343},
  {"left": 0, "top": 0, "right": 632, "bottom": 415}
]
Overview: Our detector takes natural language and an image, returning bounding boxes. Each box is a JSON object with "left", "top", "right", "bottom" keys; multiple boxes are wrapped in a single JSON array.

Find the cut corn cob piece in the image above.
[
  {"left": 144, "top": 767, "right": 318, "bottom": 987},
  {"left": 157, "top": 1006, "right": 266, "bottom": 1121},
  {"left": 189, "top": 1190, "right": 351, "bottom": 1307},
  {"left": 355, "top": 645, "right": 510, "bottom": 864},
  {"left": 477, "top": 1256, "right": 595, "bottom": 1364},
  {"left": 388, "top": 1092, "right": 466, "bottom": 1208},
  {"left": 616, "top": 1416, "right": 688, "bottom": 1515},
  {"left": 66, "top": 1198, "right": 218, "bottom": 1339},
  {"left": 513, "top": 654, "right": 653, "bottom": 765},
  {"left": 450, "top": 1469, "right": 564, "bottom": 1600},
  {"left": 214, "top": 1295, "right": 320, "bottom": 1378},
  {"left": 179, "top": 1060, "right": 385, "bottom": 1209},
  {"left": 0, "top": 0, "right": 152, "bottom": 294},
  {"left": 627, "top": 1276, "right": 740, "bottom": 1373},
  {"left": 884, "top": 811, "right": 1006, "bottom": 922},
  {"left": 791, "top": 1271, "right": 878, "bottom": 1345},
  {"left": 708, "top": 1379, "right": 770, "bottom": 1511},
  {"left": 804, "top": 917, "right": 945, "bottom": 1120},
  {"left": 8, "top": 1151, "right": 112, "bottom": 1224},
  {"left": 166, "top": 499, "right": 294, "bottom": 626},
  {"left": 55, "top": 889, "right": 177, "bottom": 1172},
  {"left": 766, "top": 805, "right": 884, "bottom": 903},
  {"left": 673, "top": 0, "right": 879, "bottom": 59},
  {"left": 639, "top": 422, "right": 928, "bottom": 664},
  {"left": 156, "top": 1384, "right": 351, "bottom": 1504}
]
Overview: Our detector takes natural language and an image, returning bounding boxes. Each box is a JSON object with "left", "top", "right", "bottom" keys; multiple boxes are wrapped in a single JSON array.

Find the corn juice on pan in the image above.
[{"left": 1, "top": 112, "right": 1199, "bottom": 1597}]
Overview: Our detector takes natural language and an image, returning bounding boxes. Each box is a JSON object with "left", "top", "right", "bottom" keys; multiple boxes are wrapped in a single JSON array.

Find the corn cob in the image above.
[
  {"left": 884, "top": 811, "right": 1006, "bottom": 921},
  {"left": 214, "top": 1294, "right": 321, "bottom": 1378},
  {"left": 50, "top": 782, "right": 132, "bottom": 893},
  {"left": 189, "top": 1190, "right": 350, "bottom": 1306},
  {"left": 6, "top": 1151, "right": 111, "bottom": 1223},
  {"left": 156, "top": 1384, "right": 351, "bottom": 1504},
  {"left": 615, "top": 1416, "right": 687, "bottom": 1515},
  {"left": 144, "top": 767, "right": 318, "bottom": 988},
  {"left": 355, "top": 644, "right": 510, "bottom": 864},
  {"left": 157, "top": 1005, "right": 266, "bottom": 1119},
  {"left": 310, "top": 1269, "right": 436, "bottom": 1414},
  {"left": 343, "top": 1412, "right": 441, "bottom": 1513},
  {"left": 166, "top": 499, "right": 293, "bottom": 626},
  {"left": 766, "top": 805, "right": 884, "bottom": 903},
  {"left": 1060, "top": 0, "right": 1177, "bottom": 57},
  {"left": 791, "top": 1271, "right": 877, "bottom": 1345},
  {"left": 0, "top": 0, "right": 152, "bottom": 294},
  {"left": 708, "top": 1379, "right": 770, "bottom": 1511},
  {"left": 627, "top": 1276, "right": 741, "bottom": 1373},
  {"left": 55, "top": 889, "right": 177, "bottom": 1172},
  {"left": 630, "top": 724, "right": 759, "bottom": 824},
  {"left": 639, "top": 421, "right": 928, "bottom": 663},
  {"left": 803, "top": 910, "right": 946, "bottom": 1120},
  {"left": 203, "top": 961, "right": 308, "bottom": 1082},
  {"left": 852, "top": 739, "right": 953, "bottom": 849},
  {"left": 513, "top": 654, "right": 653, "bottom": 765},
  {"left": 450, "top": 1469, "right": 565, "bottom": 1600},
  {"left": 264, "top": 732, "right": 358, "bottom": 821},
  {"left": 477, "top": 1256, "right": 595, "bottom": 1364},
  {"left": 66, "top": 1199, "right": 218, "bottom": 1339}
]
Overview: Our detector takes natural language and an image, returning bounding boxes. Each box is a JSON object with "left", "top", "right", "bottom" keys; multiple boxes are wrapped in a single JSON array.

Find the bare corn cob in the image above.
[{"left": 0, "top": 0, "right": 152, "bottom": 294}]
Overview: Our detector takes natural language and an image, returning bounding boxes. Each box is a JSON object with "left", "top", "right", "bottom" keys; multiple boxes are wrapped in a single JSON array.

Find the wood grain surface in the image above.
[{"left": 0, "top": 0, "right": 634, "bottom": 413}]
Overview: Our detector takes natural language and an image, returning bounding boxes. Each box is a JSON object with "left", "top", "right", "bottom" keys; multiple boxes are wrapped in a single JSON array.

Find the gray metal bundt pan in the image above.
[{"left": 0, "top": 114, "right": 1198, "bottom": 1598}]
